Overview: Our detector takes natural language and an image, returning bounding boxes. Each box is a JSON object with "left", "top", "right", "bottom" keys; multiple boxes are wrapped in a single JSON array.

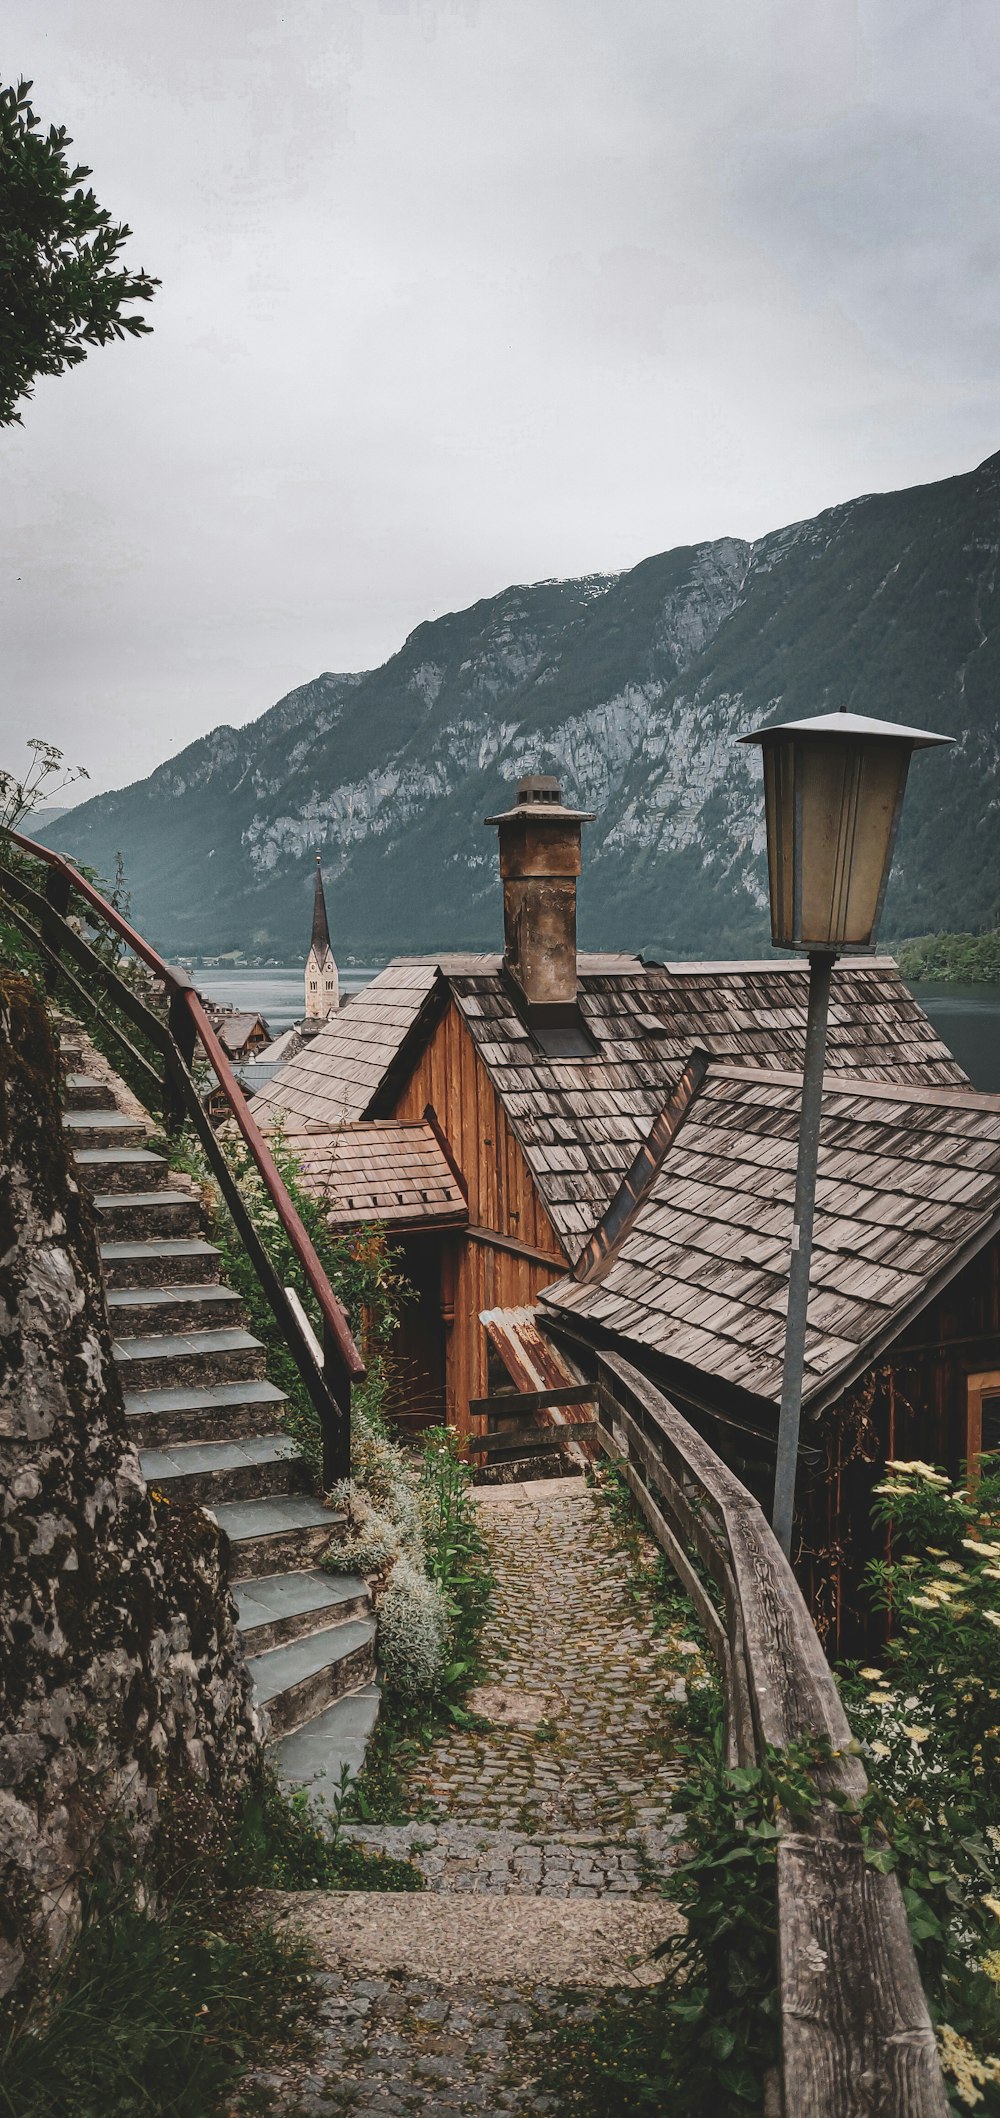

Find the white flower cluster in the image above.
[
  {"left": 376, "top": 1556, "right": 451, "bottom": 1700},
  {"left": 326, "top": 1398, "right": 451, "bottom": 1698}
]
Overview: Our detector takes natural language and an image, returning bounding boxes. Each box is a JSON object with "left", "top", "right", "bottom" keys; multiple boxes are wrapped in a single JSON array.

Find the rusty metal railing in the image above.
[{"left": 1, "top": 828, "right": 363, "bottom": 1484}]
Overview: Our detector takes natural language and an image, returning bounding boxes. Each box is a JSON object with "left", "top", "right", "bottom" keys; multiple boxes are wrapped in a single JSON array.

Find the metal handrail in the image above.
[{"left": 2, "top": 827, "right": 364, "bottom": 1481}]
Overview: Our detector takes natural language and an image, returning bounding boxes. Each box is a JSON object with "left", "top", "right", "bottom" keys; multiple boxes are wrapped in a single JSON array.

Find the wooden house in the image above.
[
  {"left": 250, "top": 774, "right": 978, "bottom": 1548},
  {"left": 539, "top": 1060, "right": 1000, "bottom": 1652}
]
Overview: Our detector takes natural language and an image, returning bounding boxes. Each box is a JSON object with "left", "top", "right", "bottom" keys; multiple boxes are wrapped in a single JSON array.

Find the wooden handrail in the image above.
[
  {"left": 7, "top": 827, "right": 363, "bottom": 1382},
  {"left": 594, "top": 1350, "right": 947, "bottom": 2118}
]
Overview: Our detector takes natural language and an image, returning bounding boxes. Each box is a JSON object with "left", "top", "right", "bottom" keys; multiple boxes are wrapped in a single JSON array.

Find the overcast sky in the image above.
[{"left": 4, "top": 0, "right": 1000, "bottom": 800}]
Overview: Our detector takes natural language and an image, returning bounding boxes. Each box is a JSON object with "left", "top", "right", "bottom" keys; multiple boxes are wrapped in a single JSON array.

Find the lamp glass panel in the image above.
[
  {"left": 762, "top": 742, "right": 795, "bottom": 947},
  {"left": 795, "top": 735, "right": 909, "bottom": 948}
]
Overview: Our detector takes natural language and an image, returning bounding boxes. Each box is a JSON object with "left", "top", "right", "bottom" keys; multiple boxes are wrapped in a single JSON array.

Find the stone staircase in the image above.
[{"left": 59, "top": 1019, "right": 380, "bottom": 1799}]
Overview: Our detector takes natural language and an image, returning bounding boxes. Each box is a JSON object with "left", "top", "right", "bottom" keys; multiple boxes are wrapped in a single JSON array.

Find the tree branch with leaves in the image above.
[{"left": 0, "top": 77, "right": 158, "bottom": 425}]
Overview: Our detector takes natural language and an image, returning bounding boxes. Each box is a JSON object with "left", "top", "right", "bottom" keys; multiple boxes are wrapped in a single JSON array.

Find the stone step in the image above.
[
  {"left": 58, "top": 1037, "right": 84, "bottom": 1067},
  {"left": 93, "top": 1188, "right": 202, "bottom": 1239},
  {"left": 112, "top": 1327, "right": 267, "bottom": 1391},
  {"left": 124, "top": 1377, "right": 289, "bottom": 1447},
  {"left": 75, "top": 1148, "right": 169, "bottom": 1195},
  {"left": 212, "top": 1494, "right": 346, "bottom": 1581},
  {"left": 107, "top": 1282, "right": 244, "bottom": 1336},
  {"left": 248, "top": 1617, "right": 377, "bottom": 1738},
  {"left": 100, "top": 1238, "right": 222, "bottom": 1290},
  {"left": 139, "top": 1433, "right": 309, "bottom": 1505},
  {"left": 272, "top": 1685, "right": 381, "bottom": 1800},
  {"left": 235, "top": 1570, "right": 371, "bottom": 1655},
  {"left": 64, "top": 1072, "right": 117, "bottom": 1112},
  {"left": 62, "top": 1109, "right": 148, "bottom": 1151}
]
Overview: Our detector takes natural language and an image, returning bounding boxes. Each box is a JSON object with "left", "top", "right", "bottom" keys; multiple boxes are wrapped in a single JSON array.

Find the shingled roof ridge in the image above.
[
  {"left": 707, "top": 1060, "right": 1000, "bottom": 1113},
  {"left": 572, "top": 1050, "right": 710, "bottom": 1287}
]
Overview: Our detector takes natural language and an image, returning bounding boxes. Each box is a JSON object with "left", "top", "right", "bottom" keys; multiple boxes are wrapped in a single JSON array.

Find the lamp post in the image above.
[{"left": 739, "top": 709, "right": 952, "bottom": 1558}]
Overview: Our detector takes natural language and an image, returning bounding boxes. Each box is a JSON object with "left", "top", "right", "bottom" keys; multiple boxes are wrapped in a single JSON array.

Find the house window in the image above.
[{"left": 966, "top": 1370, "right": 1000, "bottom": 1475}]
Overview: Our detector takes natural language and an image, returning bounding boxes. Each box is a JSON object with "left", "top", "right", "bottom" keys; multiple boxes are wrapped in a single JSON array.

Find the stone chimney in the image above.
[{"left": 485, "top": 775, "right": 595, "bottom": 1016}]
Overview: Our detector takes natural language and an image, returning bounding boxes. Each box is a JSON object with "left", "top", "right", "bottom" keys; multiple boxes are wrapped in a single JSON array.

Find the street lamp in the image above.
[{"left": 739, "top": 708, "right": 953, "bottom": 1557}]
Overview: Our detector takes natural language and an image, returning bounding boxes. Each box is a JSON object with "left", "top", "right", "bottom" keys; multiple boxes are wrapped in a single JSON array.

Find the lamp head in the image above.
[{"left": 739, "top": 708, "right": 952, "bottom": 952}]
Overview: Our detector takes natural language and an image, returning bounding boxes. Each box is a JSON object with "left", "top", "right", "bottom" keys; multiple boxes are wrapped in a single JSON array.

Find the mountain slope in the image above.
[{"left": 39, "top": 453, "right": 1000, "bottom": 959}]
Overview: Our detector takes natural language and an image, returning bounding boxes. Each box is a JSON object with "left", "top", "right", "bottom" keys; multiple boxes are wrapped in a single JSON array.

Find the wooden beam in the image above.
[
  {"left": 465, "top": 1420, "right": 601, "bottom": 1455},
  {"left": 467, "top": 1385, "right": 595, "bottom": 1418},
  {"left": 466, "top": 1224, "right": 567, "bottom": 1269}
]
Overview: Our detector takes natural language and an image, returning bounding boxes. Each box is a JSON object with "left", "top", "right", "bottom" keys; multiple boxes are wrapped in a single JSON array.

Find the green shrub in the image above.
[
  {"left": 839, "top": 1456, "right": 1000, "bottom": 2108},
  {"left": 0, "top": 1873, "right": 316, "bottom": 2118}
]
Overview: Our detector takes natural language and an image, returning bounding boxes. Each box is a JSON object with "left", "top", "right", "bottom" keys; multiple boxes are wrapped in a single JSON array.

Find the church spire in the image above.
[
  {"left": 311, "top": 854, "right": 332, "bottom": 961},
  {"left": 304, "top": 854, "right": 339, "bottom": 1021}
]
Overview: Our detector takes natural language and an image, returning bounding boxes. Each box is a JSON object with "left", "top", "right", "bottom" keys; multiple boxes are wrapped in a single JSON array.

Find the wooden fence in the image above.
[{"left": 590, "top": 1349, "right": 947, "bottom": 2117}]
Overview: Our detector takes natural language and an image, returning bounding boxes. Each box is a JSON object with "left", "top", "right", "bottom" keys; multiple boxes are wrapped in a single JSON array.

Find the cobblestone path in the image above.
[{"left": 254, "top": 1475, "right": 691, "bottom": 2115}]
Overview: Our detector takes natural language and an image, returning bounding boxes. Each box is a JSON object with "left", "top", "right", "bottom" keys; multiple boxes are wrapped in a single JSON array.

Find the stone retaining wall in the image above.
[{"left": 0, "top": 975, "right": 260, "bottom": 1993}]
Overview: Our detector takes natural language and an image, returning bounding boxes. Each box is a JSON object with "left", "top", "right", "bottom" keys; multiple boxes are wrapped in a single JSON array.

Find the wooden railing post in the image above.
[
  {"left": 42, "top": 866, "right": 71, "bottom": 993},
  {"left": 163, "top": 977, "right": 198, "bottom": 1132},
  {"left": 322, "top": 1319, "right": 351, "bottom": 1487}
]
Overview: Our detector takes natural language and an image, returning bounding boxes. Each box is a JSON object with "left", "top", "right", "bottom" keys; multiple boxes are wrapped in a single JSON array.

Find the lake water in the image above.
[
  {"left": 196, "top": 966, "right": 379, "bottom": 1036},
  {"left": 196, "top": 968, "right": 1000, "bottom": 1093},
  {"left": 906, "top": 983, "right": 1000, "bottom": 1093}
]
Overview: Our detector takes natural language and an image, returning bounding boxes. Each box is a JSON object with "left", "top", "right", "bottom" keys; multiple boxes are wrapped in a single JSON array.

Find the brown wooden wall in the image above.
[
  {"left": 390, "top": 998, "right": 567, "bottom": 1429},
  {"left": 799, "top": 1233, "right": 1000, "bottom": 1655}
]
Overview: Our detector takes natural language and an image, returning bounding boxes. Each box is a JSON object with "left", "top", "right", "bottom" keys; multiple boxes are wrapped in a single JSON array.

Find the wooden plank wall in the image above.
[{"left": 392, "top": 998, "right": 568, "bottom": 1429}]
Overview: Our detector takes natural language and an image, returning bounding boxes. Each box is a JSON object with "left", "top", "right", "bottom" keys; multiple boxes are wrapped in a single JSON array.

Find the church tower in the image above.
[{"left": 304, "top": 855, "right": 340, "bottom": 1020}]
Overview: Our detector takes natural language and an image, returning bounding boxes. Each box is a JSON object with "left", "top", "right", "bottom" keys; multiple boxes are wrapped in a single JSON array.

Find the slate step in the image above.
[
  {"left": 235, "top": 1570, "right": 371, "bottom": 1655},
  {"left": 107, "top": 1282, "right": 244, "bottom": 1336},
  {"left": 124, "top": 1377, "right": 289, "bottom": 1447},
  {"left": 272, "top": 1685, "right": 381, "bottom": 1799},
  {"left": 112, "top": 1327, "right": 267, "bottom": 1390},
  {"left": 63, "top": 1109, "right": 148, "bottom": 1151},
  {"left": 100, "top": 1238, "right": 222, "bottom": 1290},
  {"left": 248, "top": 1617, "right": 377, "bottom": 1738},
  {"left": 64, "top": 1072, "right": 117, "bottom": 1112},
  {"left": 212, "top": 1494, "right": 346, "bottom": 1580},
  {"left": 58, "top": 1037, "right": 84, "bottom": 1068},
  {"left": 75, "top": 1148, "right": 169, "bottom": 1194},
  {"left": 93, "top": 1188, "right": 202, "bottom": 1239},
  {"left": 139, "top": 1434, "right": 309, "bottom": 1505}
]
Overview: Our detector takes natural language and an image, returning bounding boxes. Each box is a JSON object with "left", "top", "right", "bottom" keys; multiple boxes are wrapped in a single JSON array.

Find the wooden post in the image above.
[
  {"left": 322, "top": 1318, "right": 351, "bottom": 1487},
  {"left": 163, "top": 985, "right": 198, "bottom": 1132},
  {"left": 41, "top": 867, "right": 71, "bottom": 994}
]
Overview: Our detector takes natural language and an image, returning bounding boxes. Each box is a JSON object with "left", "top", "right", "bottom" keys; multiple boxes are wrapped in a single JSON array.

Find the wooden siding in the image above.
[{"left": 391, "top": 997, "right": 567, "bottom": 1427}]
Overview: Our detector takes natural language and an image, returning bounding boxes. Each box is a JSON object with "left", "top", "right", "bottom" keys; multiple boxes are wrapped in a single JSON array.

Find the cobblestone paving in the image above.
[
  {"left": 250, "top": 1971, "right": 608, "bottom": 2115},
  {"left": 405, "top": 1476, "right": 684, "bottom": 1863},
  {"left": 250, "top": 1475, "right": 691, "bottom": 2115}
]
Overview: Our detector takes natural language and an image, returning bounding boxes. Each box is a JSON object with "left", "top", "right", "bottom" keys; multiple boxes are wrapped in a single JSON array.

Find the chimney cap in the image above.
[{"left": 485, "top": 773, "right": 595, "bottom": 826}]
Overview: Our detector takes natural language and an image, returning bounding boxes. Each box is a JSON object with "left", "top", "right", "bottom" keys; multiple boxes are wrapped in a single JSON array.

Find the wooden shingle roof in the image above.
[
  {"left": 249, "top": 960, "right": 445, "bottom": 1128},
  {"left": 449, "top": 959, "right": 968, "bottom": 1265},
  {"left": 253, "top": 953, "right": 968, "bottom": 1265},
  {"left": 282, "top": 1120, "right": 467, "bottom": 1231},
  {"left": 540, "top": 1066, "right": 1000, "bottom": 1413}
]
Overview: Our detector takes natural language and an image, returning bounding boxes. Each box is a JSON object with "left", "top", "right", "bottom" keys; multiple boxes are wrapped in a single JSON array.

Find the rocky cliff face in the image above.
[
  {"left": 0, "top": 979, "right": 259, "bottom": 1993},
  {"left": 43, "top": 452, "right": 1000, "bottom": 958}
]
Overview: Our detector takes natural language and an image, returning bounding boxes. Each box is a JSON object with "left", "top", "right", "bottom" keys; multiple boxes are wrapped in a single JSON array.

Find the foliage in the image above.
[
  {"left": 839, "top": 1457, "right": 1000, "bottom": 2109},
  {"left": 343, "top": 1428, "right": 495, "bottom": 1820},
  {"left": 419, "top": 1424, "right": 495, "bottom": 1683},
  {"left": 0, "top": 1865, "right": 317, "bottom": 2118},
  {"left": 549, "top": 1717, "right": 835, "bottom": 2114},
  {"left": 167, "top": 1123, "right": 409, "bottom": 1475},
  {"left": 0, "top": 738, "right": 89, "bottom": 835},
  {"left": 0, "top": 78, "right": 158, "bottom": 426},
  {"left": 223, "top": 1760, "right": 422, "bottom": 1895},
  {"left": 898, "top": 931, "right": 1000, "bottom": 985}
]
